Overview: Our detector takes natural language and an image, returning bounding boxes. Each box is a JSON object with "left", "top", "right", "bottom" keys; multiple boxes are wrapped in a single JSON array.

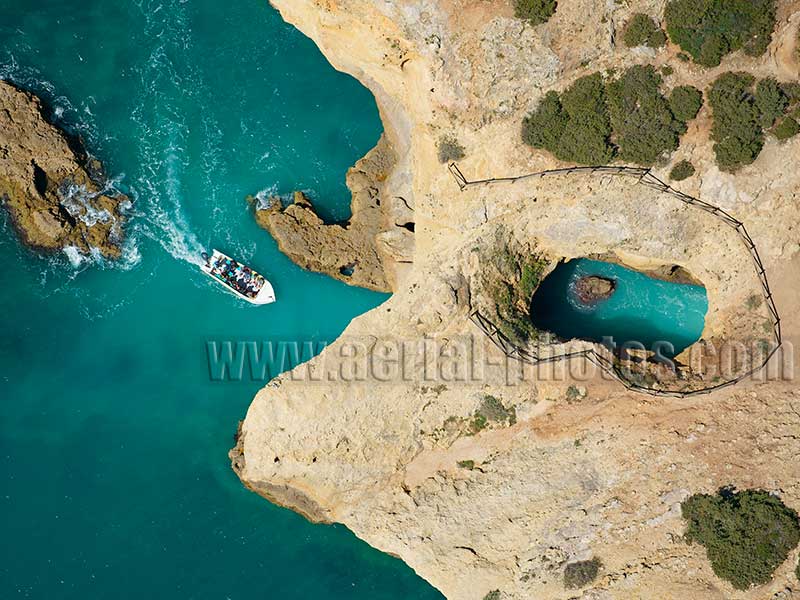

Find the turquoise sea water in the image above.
[
  {"left": 0, "top": 1, "right": 442, "bottom": 599},
  {"left": 530, "top": 259, "right": 709, "bottom": 356}
]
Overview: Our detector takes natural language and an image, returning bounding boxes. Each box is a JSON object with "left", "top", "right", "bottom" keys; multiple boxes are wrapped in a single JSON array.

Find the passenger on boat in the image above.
[{"left": 208, "top": 256, "right": 265, "bottom": 298}]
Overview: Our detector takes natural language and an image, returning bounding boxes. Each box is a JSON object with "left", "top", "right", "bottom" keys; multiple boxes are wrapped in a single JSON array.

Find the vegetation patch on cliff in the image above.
[
  {"left": 681, "top": 487, "right": 800, "bottom": 590},
  {"left": 478, "top": 237, "right": 550, "bottom": 344},
  {"left": 563, "top": 557, "right": 601, "bottom": 589},
  {"left": 523, "top": 67, "right": 702, "bottom": 166},
  {"left": 514, "top": 0, "right": 557, "bottom": 26},
  {"left": 623, "top": 14, "right": 666, "bottom": 49},
  {"left": 664, "top": 0, "right": 776, "bottom": 67},
  {"left": 469, "top": 394, "right": 517, "bottom": 434},
  {"left": 708, "top": 73, "right": 800, "bottom": 171},
  {"left": 437, "top": 135, "right": 465, "bottom": 164}
]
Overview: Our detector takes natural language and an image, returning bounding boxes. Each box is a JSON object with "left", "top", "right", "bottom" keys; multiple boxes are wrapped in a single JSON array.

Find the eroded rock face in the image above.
[
  {"left": 0, "top": 80, "right": 130, "bottom": 259},
  {"left": 251, "top": 135, "right": 412, "bottom": 292}
]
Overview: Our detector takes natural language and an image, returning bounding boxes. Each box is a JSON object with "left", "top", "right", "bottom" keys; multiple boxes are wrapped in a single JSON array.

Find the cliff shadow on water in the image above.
[{"left": 529, "top": 258, "right": 709, "bottom": 358}]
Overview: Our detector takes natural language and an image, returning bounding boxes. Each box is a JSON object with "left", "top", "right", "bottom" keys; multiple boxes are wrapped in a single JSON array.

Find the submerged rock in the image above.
[
  {"left": 574, "top": 275, "right": 616, "bottom": 304},
  {"left": 0, "top": 80, "right": 130, "bottom": 259}
]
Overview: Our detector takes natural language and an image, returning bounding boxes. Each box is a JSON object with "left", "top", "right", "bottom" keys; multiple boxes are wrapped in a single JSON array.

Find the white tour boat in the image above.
[{"left": 200, "top": 249, "right": 276, "bottom": 305}]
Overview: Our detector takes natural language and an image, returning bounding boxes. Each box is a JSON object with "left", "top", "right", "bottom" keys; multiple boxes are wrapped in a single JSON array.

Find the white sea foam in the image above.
[
  {"left": 63, "top": 246, "right": 85, "bottom": 268},
  {"left": 60, "top": 183, "right": 113, "bottom": 227},
  {"left": 253, "top": 184, "right": 279, "bottom": 210},
  {"left": 126, "top": 0, "right": 229, "bottom": 269}
]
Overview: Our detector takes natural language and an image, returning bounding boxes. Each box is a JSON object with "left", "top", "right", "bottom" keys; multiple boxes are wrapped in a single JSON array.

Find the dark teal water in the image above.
[
  {"left": 0, "top": 1, "right": 442, "bottom": 599},
  {"left": 530, "top": 259, "right": 708, "bottom": 357}
]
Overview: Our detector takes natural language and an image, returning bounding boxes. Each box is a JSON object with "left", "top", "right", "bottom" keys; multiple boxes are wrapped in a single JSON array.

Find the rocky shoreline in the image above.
[
  {"left": 0, "top": 80, "right": 130, "bottom": 259},
  {"left": 249, "top": 135, "right": 413, "bottom": 292},
  {"left": 233, "top": 1, "right": 800, "bottom": 599}
]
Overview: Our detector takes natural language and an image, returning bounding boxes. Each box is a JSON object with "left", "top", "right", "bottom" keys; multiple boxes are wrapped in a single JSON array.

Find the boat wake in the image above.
[
  {"left": 128, "top": 0, "right": 227, "bottom": 268},
  {"left": 1, "top": 0, "right": 252, "bottom": 276}
]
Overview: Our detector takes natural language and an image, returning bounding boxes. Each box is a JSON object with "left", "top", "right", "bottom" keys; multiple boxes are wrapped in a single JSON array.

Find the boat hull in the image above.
[{"left": 200, "top": 250, "right": 276, "bottom": 305}]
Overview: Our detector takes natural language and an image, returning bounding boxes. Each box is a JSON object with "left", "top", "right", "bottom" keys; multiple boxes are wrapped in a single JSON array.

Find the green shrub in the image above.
[
  {"left": 468, "top": 413, "right": 488, "bottom": 434},
  {"left": 523, "top": 75, "right": 613, "bottom": 165},
  {"left": 606, "top": 65, "right": 681, "bottom": 165},
  {"left": 746, "top": 294, "right": 763, "bottom": 310},
  {"left": 681, "top": 488, "right": 800, "bottom": 590},
  {"left": 623, "top": 14, "right": 667, "bottom": 48},
  {"left": 670, "top": 160, "right": 695, "bottom": 181},
  {"left": 707, "top": 72, "right": 764, "bottom": 171},
  {"left": 564, "top": 558, "right": 601, "bottom": 589},
  {"left": 669, "top": 85, "right": 704, "bottom": 122},
  {"left": 477, "top": 395, "right": 517, "bottom": 426},
  {"left": 755, "top": 78, "right": 788, "bottom": 128},
  {"left": 514, "top": 0, "right": 557, "bottom": 25},
  {"left": 665, "top": 0, "right": 777, "bottom": 67},
  {"left": 556, "top": 74, "right": 614, "bottom": 164},
  {"left": 774, "top": 117, "right": 800, "bottom": 141},
  {"left": 522, "top": 92, "right": 567, "bottom": 154},
  {"left": 698, "top": 34, "right": 728, "bottom": 68},
  {"left": 565, "top": 385, "right": 584, "bottom": 402},
  {"left": 523, "top": 68, "right": 703, "bottom": 166},
  {"left": 781, "top": 82, "right": 800, "bottom": 104},
  {"left": 483, "top": 592, "right": 501, "bottom": 600},
  {"left": 437, "top": 136, "right": 465, "bottom": 164},
  {"left": 457, "top": 460, "right": 475, "bottom": 470}
]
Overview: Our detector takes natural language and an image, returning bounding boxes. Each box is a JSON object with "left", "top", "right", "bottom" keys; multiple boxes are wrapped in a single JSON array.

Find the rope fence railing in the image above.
[{"left": 449, "top": 162, "right": 782, "bottom": 398}]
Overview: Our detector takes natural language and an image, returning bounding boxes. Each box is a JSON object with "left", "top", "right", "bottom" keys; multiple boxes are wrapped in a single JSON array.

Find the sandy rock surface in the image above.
[
  {"left": 234, "top": 1, "right": 800, "bottom": 598},
  {"left": 251, "top": 135, "right": 412, "bottom": 291}
]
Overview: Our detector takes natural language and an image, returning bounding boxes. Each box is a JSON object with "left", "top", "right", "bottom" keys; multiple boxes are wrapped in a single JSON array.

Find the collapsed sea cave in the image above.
[{"left": 529, "top": 258, "right": 709, "bottom": 358}]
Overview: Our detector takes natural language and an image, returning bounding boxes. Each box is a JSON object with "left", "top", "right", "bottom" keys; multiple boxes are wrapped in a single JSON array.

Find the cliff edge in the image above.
[{"left": 233, "top": 1, "right": 800, "bottom": 598}]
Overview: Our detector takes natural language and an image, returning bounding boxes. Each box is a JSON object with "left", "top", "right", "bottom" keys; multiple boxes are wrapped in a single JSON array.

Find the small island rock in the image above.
[
  {"left": 574, "top": 275, "right": 616, "bottom": 304},
  {"left": 0, "top": 80, "right": 130, "bottom": 259}
]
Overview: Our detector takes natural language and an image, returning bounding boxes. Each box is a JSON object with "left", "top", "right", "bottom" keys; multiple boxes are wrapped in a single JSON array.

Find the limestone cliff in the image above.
[
  {"left": 0, "top": 80, "right": 129, "bottom": 259},
  {"left": 251, "top": 135, "right": 412, "bottom": 291},
  {"left": 233, "top": 1, "right": 800, "bottom": 598}
]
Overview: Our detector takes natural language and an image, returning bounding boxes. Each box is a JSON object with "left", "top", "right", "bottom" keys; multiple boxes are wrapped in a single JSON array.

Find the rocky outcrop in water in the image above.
[
  {"left": 0, "top": 80, "right": 129, "bottom": 259},
  {"left": 574, "top": 275, "right": 615, "bottom": 304},
  {"left": 251, "top": 135, "right": 413, "bottom": 292}
]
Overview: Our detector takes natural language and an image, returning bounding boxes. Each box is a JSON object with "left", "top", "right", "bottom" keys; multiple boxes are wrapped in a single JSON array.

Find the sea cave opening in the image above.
[{"left": 529, "top": 258, "right": 709, "bottom": 358}]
